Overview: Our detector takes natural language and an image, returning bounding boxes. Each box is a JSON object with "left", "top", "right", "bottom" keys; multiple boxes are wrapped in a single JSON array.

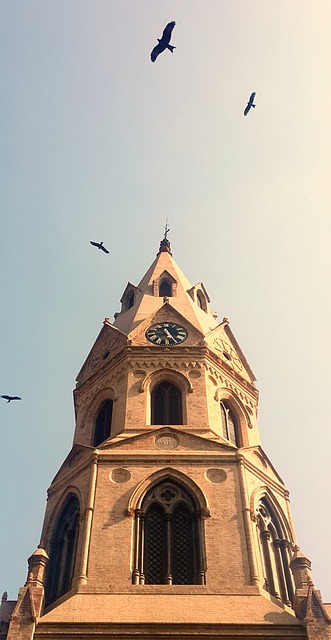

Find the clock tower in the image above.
[{"left": 3, "top": 235, "right": 331, "bottom": 640}]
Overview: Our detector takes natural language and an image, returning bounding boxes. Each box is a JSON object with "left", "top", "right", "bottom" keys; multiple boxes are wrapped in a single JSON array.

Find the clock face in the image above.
[{"left": 146, "top": 323, "right": 188, "bottom": 346}]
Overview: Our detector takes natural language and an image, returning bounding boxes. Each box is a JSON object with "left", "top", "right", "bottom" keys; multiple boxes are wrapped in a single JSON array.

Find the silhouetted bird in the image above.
[
  {"left": 244, "top": 92, "right": 256, "bottom": 116},
  {"left": 90, "top": 241, "right": 109, "bottom": 254},
  {"left": 151, "top": 21, "right": 176, "bottom": 62},
  {"left": 1, "top": 395, "right": 21, "bottom": 403}
]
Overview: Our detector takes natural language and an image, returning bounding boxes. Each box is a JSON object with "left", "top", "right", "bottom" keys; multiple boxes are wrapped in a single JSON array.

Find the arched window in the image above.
[
  {"left": 220, "top": 401, "right": 239, "bottom": 446},
  {"left": 159, "top": 280, "right": 172, "bottom": 297},
  {"left": 151, "top": 382, "right": 182, "bottom": 425},
  {"left": 197, "top": 290, "right": 207, "bottom": 311},
  {"left": 128, "top": 292, "right": 134, "bottom": 309},
  {"left": 256, "top": 498, "right": 294, "bottom": 606},
  {"left": 93, "top": 399, "right": 113, "bottom": 446},
  {"left": 132, "top": 481, "right": 205, "bottom": 585},
  {"left": 45, "top": 495, "right": 80, "bottom": 606}
]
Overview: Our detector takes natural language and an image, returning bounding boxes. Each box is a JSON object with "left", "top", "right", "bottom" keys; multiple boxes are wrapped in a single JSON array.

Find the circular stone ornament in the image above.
[
  {"left": 110, "top": 468, "right": 131, "bottom": 484},
  {"left": 205, "top": 468, "right": 227, "bottom": 484}
]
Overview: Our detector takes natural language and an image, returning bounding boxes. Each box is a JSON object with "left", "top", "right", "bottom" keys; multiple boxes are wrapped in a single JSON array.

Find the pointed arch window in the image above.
[
  {"left": 93, "top": 399, "right": 113, "bottom": 446},
  {"left": 220, "top": 401, "right": 238, "bottom": 446},
  {"left": 256, "top": 498, "right": 294, "bottom": 606},
  {"left": 128, "top": 292, "right": 135, "bottom": 309},
  {"left": 132, "top": 481, "right": 206, "bottom": 585},
  {"left": 45, "top": 495, "right": 80, "bottom": 606},
  {"left": 159, "top": 280, "right": 172, "bottom": 297},
  {"left": 151, "top": 382, "right": 182, "bottom": 425},
  {"left": 197, "top": 290, "right": 207, "bottom": 312}
]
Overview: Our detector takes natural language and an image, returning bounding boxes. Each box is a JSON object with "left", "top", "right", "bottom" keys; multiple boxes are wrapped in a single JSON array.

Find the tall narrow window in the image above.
[
  {"left": 93, "top": 399, "right": 113, "bottom": 446},
  {"left": 197, "top": 290, "right": 207, "bottom": 311},
  {"left": 45, "top": 495, "right": 80, "bottom": 606},
  {"left": 128, "top": 292, "right": 134, "bottom": 308},
  {"left": 151, "top": 382, "right": 182, "bottom": 425},
  {"left": 220, "top": 401, "right": 238, "bottom": 446},
  {"left": 133, "top": 481, "right": 205, "bottom": 585},
  {"left": 256, "top": 498, "right": 294, "bottom": 606},
  {"left": 159, "top": 280, "right": 172, "bottom": 297}
]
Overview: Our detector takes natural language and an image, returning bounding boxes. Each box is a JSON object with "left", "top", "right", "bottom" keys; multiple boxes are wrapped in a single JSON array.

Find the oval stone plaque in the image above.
[
  {"left": 155, "top": 435, "right": 179, "bottom": 450},
  {"left": 205, "top": 468, "right": 227, "bottom": 484},
  {"left": 110, "top": 468, "right": 131, "bottom": 484}
]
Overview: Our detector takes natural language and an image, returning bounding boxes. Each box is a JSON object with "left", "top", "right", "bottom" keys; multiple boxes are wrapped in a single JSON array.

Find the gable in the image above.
[
  {"left": 76, "top": 321, "right": 127, "bottom": 385},
  {"left": 242, "top": 445, "right": 285, "bottom": 485},
  {"left": 128, "top": 302, "right": 204, "bottom": 347},
  {"left": 99, "top": 426, "right": 237, "bottom": 454},
  {"left": 205, "top": 320, "right": 256, "bottom": 384},
  {"left": 50, "top": 444, "right": 94, "bottom": 486}
]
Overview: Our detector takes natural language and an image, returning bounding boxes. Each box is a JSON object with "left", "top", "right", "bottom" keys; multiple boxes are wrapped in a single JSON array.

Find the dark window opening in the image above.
[
  {"left": 257, "top": 499, "right": 294, "bottom": 606},
  {"left": 220, "top": 401, "right": 238, "bottom": 446},
  {"left": 128, "top": 292, "right": 134, "bottom": 309},
  {"left": 197, "top": 290, "right": 207, "bottom": 311},
  {"left": 151, "top": 382, "right": 182, "bottom": 425},
  {"left": 159, "top": 280, "right": 172, "bottom": 297},
  {"left": 45, "top": 496, "right": 80, "bottom": 607},
  {"left": 93, "top": 399, "right": 113, "bottom": 446}
]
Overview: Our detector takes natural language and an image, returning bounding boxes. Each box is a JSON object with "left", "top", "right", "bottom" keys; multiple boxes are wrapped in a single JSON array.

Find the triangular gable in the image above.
[
  {"left": 76, "top": 321, "right": 127, "bottom": 385},
  {"left": 305, "top": 584, "right": 331, "bottom": 625},
  {"left": 120, "top": 282, "right": 140, "bottom": 303},
  {"left": 205, "top": 319, "right": 256, "bottom": 384},
  {"left": 50, "top": 444, "right": 93, "bottom": 486},
  {"left": 127, "top": 302, "right": 204, "bottom": 347},
  {"left": 187, "top": 282, "right": 211, "bottom": 303},
  {"left": 98, "top": 426, "right": 238, "bottom": 454},
  {"left": 242, "top": 445, "right": 285, "bottom": 485}
]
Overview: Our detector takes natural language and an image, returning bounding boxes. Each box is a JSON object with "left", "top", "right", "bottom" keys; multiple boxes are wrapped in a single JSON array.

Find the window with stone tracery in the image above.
[
  {"left": 45, "top": 495, "right": 80, "bottom": 606},
  {"left": 256, "top": 497, "right": 294, "bottom": 606},
  {"left": 132, "top": 481, "right": 206, "bottom": 585}
]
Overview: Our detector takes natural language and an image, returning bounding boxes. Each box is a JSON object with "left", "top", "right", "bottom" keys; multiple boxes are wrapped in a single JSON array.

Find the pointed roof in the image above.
[{"left": 113, "top": 237, "right": 218, "bottom": 336}]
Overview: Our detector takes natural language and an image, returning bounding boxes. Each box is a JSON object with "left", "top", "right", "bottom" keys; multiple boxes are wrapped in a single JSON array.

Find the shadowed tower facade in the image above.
[{"left": 2, "top": 236, "right": 331, "bottom": 640}]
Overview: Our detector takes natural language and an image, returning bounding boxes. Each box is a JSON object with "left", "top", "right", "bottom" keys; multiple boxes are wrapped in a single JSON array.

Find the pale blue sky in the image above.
[{"left": 1, "top": 1, "right": 330, "bottom": 600}]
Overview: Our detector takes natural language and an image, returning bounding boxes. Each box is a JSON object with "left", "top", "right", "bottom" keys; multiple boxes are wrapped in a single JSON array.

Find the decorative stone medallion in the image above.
[
  {"left": 205, "top": 468, "right": 227, "bottom": 483},
  {"left": 110, "top": 468, "right": 131, "bottom": 484},
  {"left": 155, "top": 434, "right": 179, "bottom": 450}
]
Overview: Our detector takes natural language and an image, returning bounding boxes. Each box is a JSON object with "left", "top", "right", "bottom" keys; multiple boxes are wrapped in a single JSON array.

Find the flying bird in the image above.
[
  {"left": 151, "top": 21, "right": 176, "bottom": 62},
  {"left": 244, "top": 92, "right": 256, "bottom": 116},
  {"left": 90, "top": 241, "right": 109, "bottom": 254},
  {"left": 1, "top": 395, "right": 21, "bottom": 403}
]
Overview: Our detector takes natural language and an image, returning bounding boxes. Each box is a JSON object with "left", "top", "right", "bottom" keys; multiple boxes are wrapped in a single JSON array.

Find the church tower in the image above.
[{"left": 3, "top": 235, "right": 331, "bottom": 640}]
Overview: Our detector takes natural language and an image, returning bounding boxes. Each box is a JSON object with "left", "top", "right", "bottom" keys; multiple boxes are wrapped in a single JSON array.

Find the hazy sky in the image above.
[{"left": 1, "top": 1, "right": 330, "bottom": 601}]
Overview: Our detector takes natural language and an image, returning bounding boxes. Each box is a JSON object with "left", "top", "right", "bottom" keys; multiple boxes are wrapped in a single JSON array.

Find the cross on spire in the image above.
[{"left": 157, "top": 219, "right": 172, "bottom": 255}]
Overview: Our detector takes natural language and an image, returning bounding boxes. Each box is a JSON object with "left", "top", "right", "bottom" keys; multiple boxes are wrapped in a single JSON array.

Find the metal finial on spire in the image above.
[
  {"left": 164, "top": 218, "right": 170, "bottom": 239},
  {"left": 157, "top": 219, "right": 172, "bottom": 256}
]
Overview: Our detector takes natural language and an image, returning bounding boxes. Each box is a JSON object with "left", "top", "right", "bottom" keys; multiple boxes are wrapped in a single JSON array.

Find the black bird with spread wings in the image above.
[
  {"left": 90, "top": 241, "right": 109, "bottom": 254},
  {"left": 151, "top": 21, "right": 176, "bottom": 62},
  {"left": 1, "top": 395, "right": 21, "bottom": 403},
  {"left": 244, "top": 92, "right": 256, "bottom": 116}
]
